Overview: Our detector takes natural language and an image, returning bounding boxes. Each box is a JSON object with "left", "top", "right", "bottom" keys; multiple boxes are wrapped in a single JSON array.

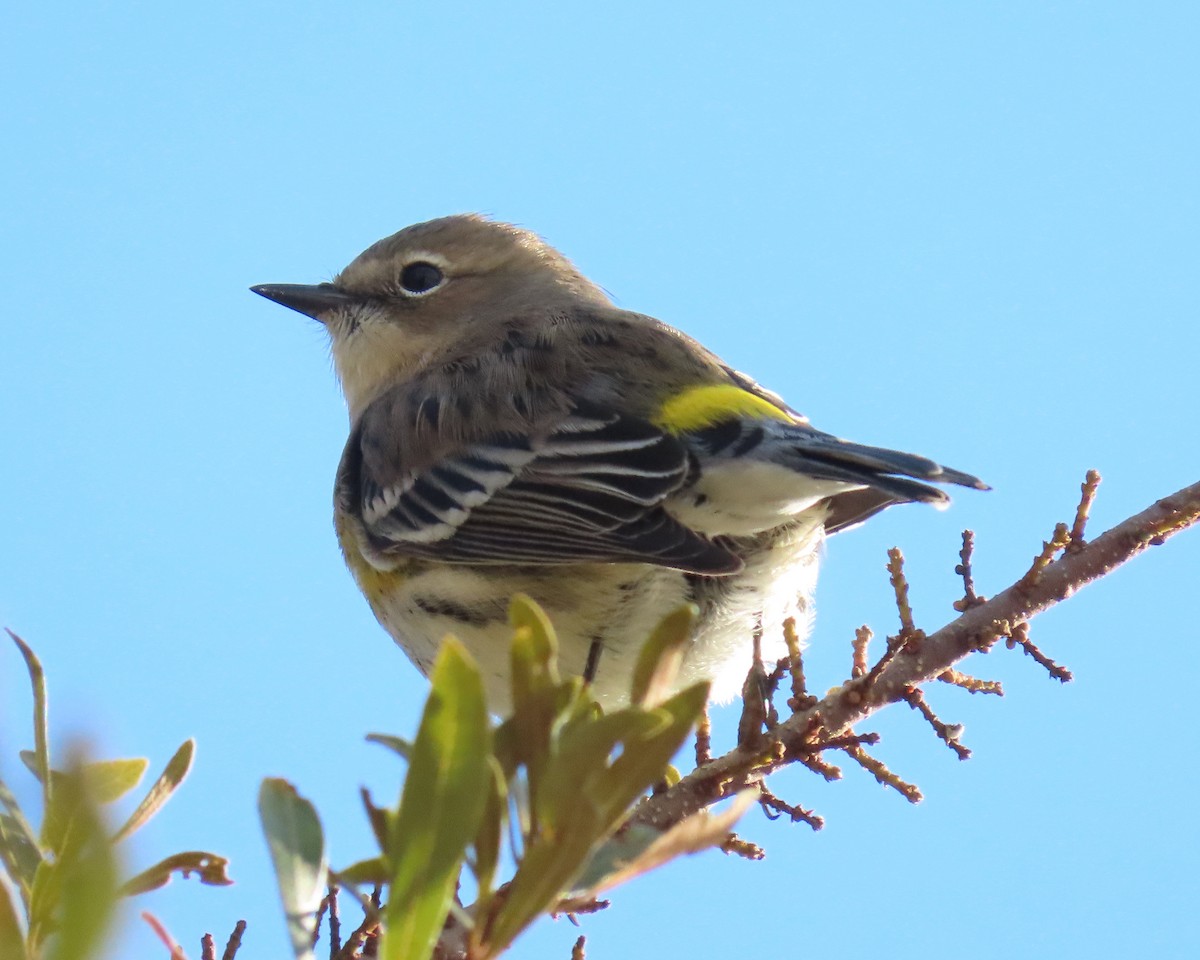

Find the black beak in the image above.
[{"left": 250, "top": 282, "right": 357, "bottom": 321}]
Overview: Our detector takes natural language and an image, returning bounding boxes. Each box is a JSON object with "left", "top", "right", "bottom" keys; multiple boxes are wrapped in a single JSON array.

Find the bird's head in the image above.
[{"left": 252, "top": 214, "right": 607, "bottom": 417}]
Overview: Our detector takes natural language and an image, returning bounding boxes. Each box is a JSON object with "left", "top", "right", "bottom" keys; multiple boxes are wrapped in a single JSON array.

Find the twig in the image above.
[
  {"left": 221, "top": 921, "right": 247, "bottom": 960},
  {"left": 808, "top": 731, "right": 881, "bottom": 753},
  {"left": 721, "top": 833, "right": 767, "bottom": 859},
  {"left": 737, "top": 637, "right": 769, "bottom": 746},
  {"left": 938, "top": 669, "right": 1003, "bottom": 695},
  {"left": 782, "top": 617, "right": 817, "bottom": 710},
  {"left": 141, "top": 913, "right": 186, "bottom": 960},
  {"left": 841, "top": 744, "right": 923, "bottom": 802},
  {"left": 1068, "top": 470, "right": 1103, "bottom": 553},
  {"left": 887, "top": 548, "right": 925, "bottom": 650},
  {"left": 313, "top": 893, "right": 330, "bottom": 950},
  {"left": 953, "top": 530, "right": 986, "bottom": 611},
  {"left": 902, "top": 686, "right": 970, "bottom": 759},
  {"left": 1006, "top": 622, "right": 1073, "bottom": 682},
  {"left": 758, "top": 782, "right": 824, "bottom": 830},
  {"left": 695, "top": 704, "right": 713, "bottom": 766},
  {"left": 632, "top": 479, "right": 1200, "bottom": 829},
  {"left": 1021, "top": 523, "right": 1072, "bottom": 588},
  {"left": 852, "top": 626, "right": 872, "bottom": 678}
]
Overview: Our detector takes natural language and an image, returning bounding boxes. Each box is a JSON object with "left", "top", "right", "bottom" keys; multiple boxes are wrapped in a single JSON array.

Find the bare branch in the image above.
[
  {"left": 632, "top": 479, "right": 1200, "bottom": 829},
  {"left": 694, "top": 704, "right": 713, "bottom": 766},
  {"left": 1067, "top": 470, "right": 1103, "bottom": 553},
  {"left": 953, "top": 530, "right": 986, "bottom": 612},
  {"left": 721, "top": 833, "right": 768, "bottom": 859},
  {"left": 841, "top": 743, "right": 923, "bottom": 802},
  {"left": 938, "top": 669, "right": 1002, "bottom": 695},
  {"left": 851, "top": 626, "right": 872, "bottom": 679}
]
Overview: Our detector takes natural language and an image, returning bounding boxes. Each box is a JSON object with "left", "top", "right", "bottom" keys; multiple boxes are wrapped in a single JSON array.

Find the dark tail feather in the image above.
[{"left": 783, "top": 428, "right": 989, "bottom": 504}]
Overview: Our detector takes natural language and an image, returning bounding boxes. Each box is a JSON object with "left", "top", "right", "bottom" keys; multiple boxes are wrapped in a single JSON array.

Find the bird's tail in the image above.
[{"left": 774, "top": 423, "right": 989, "bottom": 505}]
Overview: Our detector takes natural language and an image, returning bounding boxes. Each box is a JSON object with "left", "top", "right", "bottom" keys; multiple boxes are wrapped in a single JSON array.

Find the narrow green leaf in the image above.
[
  {"left": 535, "top": 711, "right": 644, "bottom": 830},
  {"left": 259, "top": 779, "right": 327, "bottom": 960},
  {"left": 119, "top": 851, "right": 232, "bottom": 896},
  {"left": 507, "top": 596, "right": 564, "bottom": 825},
  {"left": 17, "top": 754, "right": 42, "bottom": 784},
  {"left": 21, "top": 752, "right": 149, "bottom": 803},
  {"left": 592, "top": 683, "right": 709, "bottom": 824},
  {"left": 80, "top": 759, "right": 149, "bottom": 805},
  {"left": 332, "top": 856, "right": 389, "bottom": 886},
  {"left": 566, "top": 789, "right": 756, "bottom": 902},
  {"left": 482, "top": 709, "right": 670, "bottom": 956},
  {"left": 0, "top": 875, "right": 27, "bottom": 960},
  {"left": 359, "top": 788, "right": 393, "bottom": 855},
  {"left": 0, "top": 878, "right": 25, "bottom": 960},
  {"left": 0, "top": 777, "right": 43, "bottom": 899},
  {"left": 365, "top": 734, "right": 413, "bottom": 762},
  {"left": 629, "top": 605, "right": 697, "bottom": 707},
  {"left": 45, "top": 765, "right": 120, "bottom": 960},
  {"left": 381, "top": 639, "right": 491, "bottom": 960},
  {"left": 470, "top": 756, "right": 508, "bottom": 901},
  {"left": 480, "top": 804, "right": 601, "bottom": 957},
  {"left": 113, "top": 740, "right": 194, "bottom": 843},
  {"left": 508, "top": 595, "right": 557, "bottom": 671},
  {"left": 485, "top": 682, "right": 709, "bottom": 955},
  {"left": 8, "top": 632, "right": 50, "bottom": 816}
]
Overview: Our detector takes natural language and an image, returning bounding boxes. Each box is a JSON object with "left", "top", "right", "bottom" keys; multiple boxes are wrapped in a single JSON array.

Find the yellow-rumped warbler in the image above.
[{"left": 252, "top": 215, "right": 985, "bottom": 711}]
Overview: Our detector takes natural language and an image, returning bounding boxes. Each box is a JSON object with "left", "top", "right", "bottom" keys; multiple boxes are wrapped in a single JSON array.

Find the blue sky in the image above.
[{"left": 3, "top": 2, "right": 1198, "bottom": 958}]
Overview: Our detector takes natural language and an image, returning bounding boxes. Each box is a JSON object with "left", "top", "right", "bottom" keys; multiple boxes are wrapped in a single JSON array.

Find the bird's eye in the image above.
[{"left": 399, "top": 261, "right": 445, "bottom": 295}]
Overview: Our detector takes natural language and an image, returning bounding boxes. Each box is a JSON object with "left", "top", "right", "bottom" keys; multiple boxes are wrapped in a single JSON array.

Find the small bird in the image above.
[{"left": 252, "top": 215, "right": 985, "bottom": 712}]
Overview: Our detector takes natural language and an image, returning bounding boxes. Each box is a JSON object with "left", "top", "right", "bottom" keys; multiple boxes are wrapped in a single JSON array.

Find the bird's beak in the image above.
[{"left": 250, "top": 282, "right": 357, "bottom": 321}]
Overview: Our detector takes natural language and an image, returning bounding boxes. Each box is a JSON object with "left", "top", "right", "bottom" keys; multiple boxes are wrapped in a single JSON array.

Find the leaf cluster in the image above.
[
  {"left": 262, "top": 596, "right": 746, "bottom": 960},
  {"left": 0, "top": 631, "right": 229, "bottom": 960}
]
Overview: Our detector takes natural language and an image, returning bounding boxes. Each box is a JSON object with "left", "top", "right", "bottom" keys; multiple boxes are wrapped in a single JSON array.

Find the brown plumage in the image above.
[{"left": 252, "top": 215, "right": 986, "bottom": 711}]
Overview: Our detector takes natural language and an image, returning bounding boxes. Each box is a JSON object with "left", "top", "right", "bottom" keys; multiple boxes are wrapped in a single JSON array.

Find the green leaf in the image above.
[
  {"left": 119, "top": 851, "right": 232, "bottom": 896},
  {"left": 359, "top": 788, "right": 393, "bottom": 854},
  {"left": 469, "top": 757, "right": 507, "bottom": 902},
  {"left": 481, "top": 799, "right": 602, "bottom": 956},
  {"left": 381, "top": 639, "right": 491, "bottom": 960},
  {"left": 8, "top": 632, "right": 50, "bottom": 817},
  {"left": 507, "top": 596, "right": 565, "bottom": 827},
  {"left": 85, "top": 758, "right": 148, "bottom": 805},
  {"left": 20, "top": 754, "right": 148, "bottom": 805},
  {"left": 45, "top": 764, "right": 119, "bottom": 960},
  {"left": 332, "top": 856, "right": 389, "bottom": 886},
  {"left": 365, "top": 734, "right": 413, "bottom": 762},
  {"left": 591, "top": 683, "right": 709, "bottom": 824},
  {"left": 113, "top": 739, "right": 194, "bottom": 843},
  {"left": 566, "top": 789, "right": 755, "bottom": 902},
  {"left": 259, "top": 779, "right": 327, "bottom": 960},
  {"left": 508, "top": 595, "right": 557, "bottom": 674},
  {"left": 629, "top": 605, "right": 697, "bottom": 708},
  {"left": 535, "top": 711, "right": 643, "bottom": 830},
  {"left": 0, "top": 777, "right": 43, "bottom": 900},
  {"left": 77, "top": 759, "right": 150, "bottom": 806},
  {"left": 0, "top": 876, "right": 26, "bottom": 960},
  {"left": 26, "top": 859, "right": 58, "bottom": 950},
  {"left": 480, "top": 682, "right": 709, "bottom": 957}
]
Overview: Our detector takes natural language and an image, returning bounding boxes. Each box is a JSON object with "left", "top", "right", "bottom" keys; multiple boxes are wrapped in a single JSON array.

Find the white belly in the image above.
[{"left": 369, "top": 512, "right": 826, "bottom": 713}]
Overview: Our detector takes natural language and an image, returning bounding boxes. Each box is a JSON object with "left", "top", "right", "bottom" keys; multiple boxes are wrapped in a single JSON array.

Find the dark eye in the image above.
[{"left": 399, "top": 261, "right": 444, "bottom": 295}]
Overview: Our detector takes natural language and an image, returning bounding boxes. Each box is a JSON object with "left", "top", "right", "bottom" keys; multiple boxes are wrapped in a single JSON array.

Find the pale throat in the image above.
[{"left": 332, "top": 323, "right": 442, "bottom": 421}]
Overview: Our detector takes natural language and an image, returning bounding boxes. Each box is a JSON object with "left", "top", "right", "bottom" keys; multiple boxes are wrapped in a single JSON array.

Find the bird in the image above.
[{"left": 251, "top": 214, "right": 986, "bottom": 712}]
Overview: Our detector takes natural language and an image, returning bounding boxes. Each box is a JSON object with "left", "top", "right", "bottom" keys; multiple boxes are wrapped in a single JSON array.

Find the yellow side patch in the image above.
[
  {"left": 336, "top": 514, "right": 407, "bottom": 602},
  {"left": 654, "top": 384, "right": 794, "bottom": 434}
]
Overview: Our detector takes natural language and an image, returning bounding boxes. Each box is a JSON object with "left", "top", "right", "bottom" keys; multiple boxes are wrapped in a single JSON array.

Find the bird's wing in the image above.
[{"left": 337, "top": 390, "right": 742, "bottom": 575}]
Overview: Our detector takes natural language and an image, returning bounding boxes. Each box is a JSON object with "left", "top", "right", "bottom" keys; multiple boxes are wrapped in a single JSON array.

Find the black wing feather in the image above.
[{"left": 342, "top": 402, "right": 742, "bottom": 575}]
